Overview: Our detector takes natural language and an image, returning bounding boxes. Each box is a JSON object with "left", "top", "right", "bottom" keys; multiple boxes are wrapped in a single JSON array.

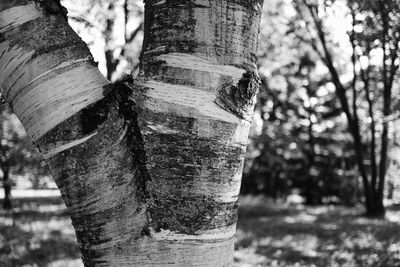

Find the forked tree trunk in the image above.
[{"left": 0, "top": 0, "right": 263, "bottom": 265}]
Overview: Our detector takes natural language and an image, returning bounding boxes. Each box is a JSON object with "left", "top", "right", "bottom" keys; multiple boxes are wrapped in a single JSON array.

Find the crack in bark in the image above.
[{"left": 104, "top": 78, "right": 152, "bottom": 204}]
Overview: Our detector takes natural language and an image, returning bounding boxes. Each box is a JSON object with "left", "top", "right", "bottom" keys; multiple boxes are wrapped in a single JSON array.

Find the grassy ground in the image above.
[
  {"left": 0, "top": 195, "right": 399, "bottom": 266},
  {"left": 235, "top": 196, "right": 400, "bottom": 267},
  {"left": 0, "top": 196, "right": 81, "bottom": 267}
]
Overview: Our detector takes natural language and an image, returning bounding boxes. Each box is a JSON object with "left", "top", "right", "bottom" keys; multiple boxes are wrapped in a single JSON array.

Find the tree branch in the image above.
[{"left": 300, "top": 0, "right": 371, "bottom": 203}]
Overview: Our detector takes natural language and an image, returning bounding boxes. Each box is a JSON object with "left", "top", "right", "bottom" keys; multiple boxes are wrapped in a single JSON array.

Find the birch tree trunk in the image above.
[{"left": 0, "top": 0, "right": 263, "bottom": 265}]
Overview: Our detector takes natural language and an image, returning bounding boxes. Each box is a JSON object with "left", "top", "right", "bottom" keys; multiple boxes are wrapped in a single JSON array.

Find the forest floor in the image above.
[
  {"left": 235, "top": 196, "right": 400, "bottom": 267},
  {"left": 0, "top": 193, "right": 399, "bottom": 266}
]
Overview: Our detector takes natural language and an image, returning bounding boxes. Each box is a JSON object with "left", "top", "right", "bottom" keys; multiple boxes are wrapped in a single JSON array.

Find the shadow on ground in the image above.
[
  {"left": 235, "top": 196, "right": 400, "bottom": 267},
  {"left": 0, "top": 196, "right": 82, "bottom": 267},
  {"left": 1, "top": 195, "right": 400, "bottom": 266}
]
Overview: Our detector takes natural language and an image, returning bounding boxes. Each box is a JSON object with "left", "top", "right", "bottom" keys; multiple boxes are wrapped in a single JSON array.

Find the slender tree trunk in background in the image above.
[
  {"left": 300, "top": 1, "right": 397, "bottom": 217},
  {"left": 2, "top": 164, "right": 11, "bottom": 210},
  {"left": 304, "top": 71, "right": 318, "bottom": 205},
  {"left": 0, "top": 0, "right": 263, "bottom": 265},
  {"left": 104, "top": 3, "right": 117, "bottom": 81}
]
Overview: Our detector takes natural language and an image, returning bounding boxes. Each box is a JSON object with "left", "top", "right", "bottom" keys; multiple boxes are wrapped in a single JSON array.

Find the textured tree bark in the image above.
[{"left": 0, "top": 0, "right": 263, "bottom": 265}]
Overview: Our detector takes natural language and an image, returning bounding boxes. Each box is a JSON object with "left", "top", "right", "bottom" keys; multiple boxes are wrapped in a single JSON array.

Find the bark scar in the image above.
[
  {"left": 215, "top": 70, "right": 261, "bottom": 121},
  {"left": 103, "top": 78, "right": 152, "bottom": 203}
]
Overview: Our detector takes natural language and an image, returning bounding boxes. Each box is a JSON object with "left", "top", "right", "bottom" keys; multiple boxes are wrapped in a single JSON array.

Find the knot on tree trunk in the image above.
[{"left": 215, "top": 70, "right": 261, "bottom": 121}]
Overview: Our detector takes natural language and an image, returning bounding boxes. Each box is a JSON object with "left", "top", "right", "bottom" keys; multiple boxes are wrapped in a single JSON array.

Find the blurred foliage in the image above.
[
  {"left": 242, "top": 0, "right": 362, "bottom": 205},
  {"left": 0, "top": 101, "right": 49, "bottom": 209},
  {"left": 63, "top": 0, "right": 144, "bottom": 81},
  {"left": 242, "top": 0, "right": 400, "bottom": 211},
  {"left": 290, "top": 0, "right": 400, "bottom": 216},
  {"left": 0, "top": 196, "right": 80, "bottom": 266}
]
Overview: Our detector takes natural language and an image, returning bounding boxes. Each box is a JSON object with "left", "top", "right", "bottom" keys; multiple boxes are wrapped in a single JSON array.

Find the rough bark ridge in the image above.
[{"left": 0, "top": 0, "right": 263, "bottom": 265}]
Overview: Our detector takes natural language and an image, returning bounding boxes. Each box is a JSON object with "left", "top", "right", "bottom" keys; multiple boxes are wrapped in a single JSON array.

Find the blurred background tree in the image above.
[
  {"left": 64, "top": 0, "right": 144, "bottom": 81},
  {"left": 242, "top": 0, "right": 360, "bottom": 206},
  {"left": 289, "top": 0, "right": 400, "bottom": 216},
  {"left": 0, "top": 100, "right": 49, "bottom": 210},
  {"left": 241, "top": 0, "right": 400, "bottom": 216}
]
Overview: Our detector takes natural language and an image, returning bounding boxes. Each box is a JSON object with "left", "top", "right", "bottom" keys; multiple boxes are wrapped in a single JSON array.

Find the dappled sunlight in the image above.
[
  {"left": 257, "top": 216, "right": 273, "bottom": 223},
  {"left": 0, "top": 189, "right": 60, "bottom": 199},
  {"left": 47, "top": 259, "right": 84, "bottom": 267},
  {"left": 37, "top": 204, "right": 68, "bottom": 213},
  {"left": 352, "top": 216, "right": 388, "bottom": 226},
  {"left": 18, "top": 218, "right": 76, "bottom": 239},
  {"left": 282, "top": 213, "right": 317, "bottom": 224},
  {"left": 321, "top": 223, "right": 338, "bottom": 231},
  {"left": 235, "top": 197, "right": 400, "bottom": 266},
  {"left": 0, "top": 197, "right": 81, "bottom": 266},
  {"left": 0, "top": 191, "right": 399, "bottom": 266},
  {"left": 234, "top": 247, "right": 268, "bottom": 267},
  {"left": 388, "top": 243, "right": 400, "bottom": 261},
  {"left": 387, "top": 209, "right": 400, "bottom": 224},
  {"left": 235, "top": 229, "right": 258, "bottom": 249}
]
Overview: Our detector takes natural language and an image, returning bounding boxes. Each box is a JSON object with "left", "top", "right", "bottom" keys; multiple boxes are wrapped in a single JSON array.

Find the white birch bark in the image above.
[{"left": 0, "top": 0, "right": 263, "bottom": 265}]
